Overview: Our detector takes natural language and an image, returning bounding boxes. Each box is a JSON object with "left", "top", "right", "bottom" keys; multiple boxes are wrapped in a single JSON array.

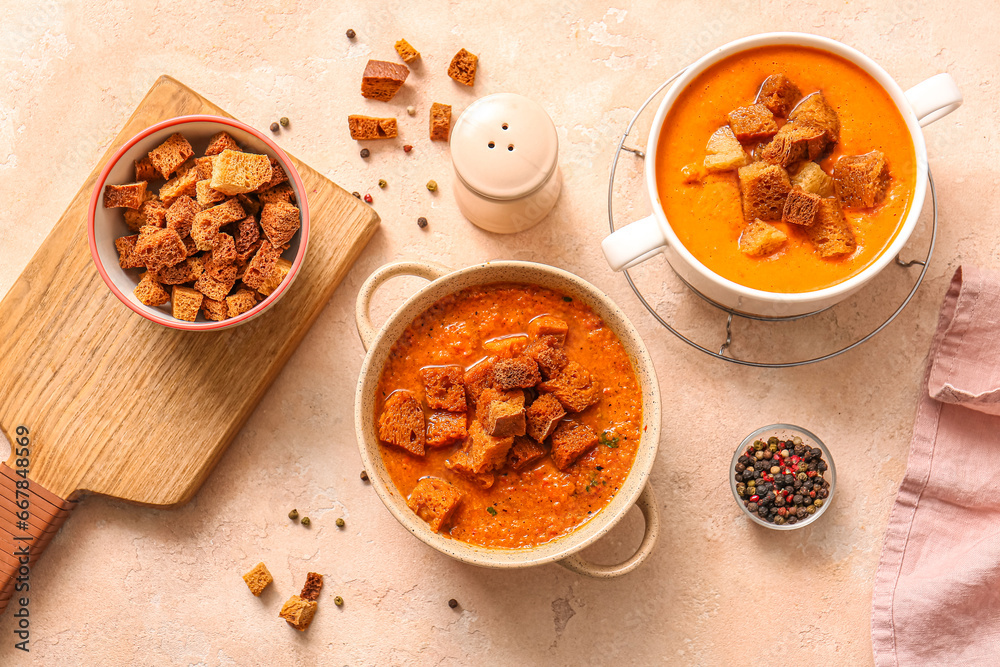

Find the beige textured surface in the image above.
[{"left": 0, "top": 1, "right": 994, "bottom": 664}]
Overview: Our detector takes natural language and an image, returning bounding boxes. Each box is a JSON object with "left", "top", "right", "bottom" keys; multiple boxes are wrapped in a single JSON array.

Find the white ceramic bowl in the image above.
[
  {"left": 88, "top": 115, "right": 310, "bottom": 330},
  {"left": 602, "top": 32, "right": 962, "bottom": 317},
  {"left": 354, "top": 260, "right": 661, "bottom": 577}
]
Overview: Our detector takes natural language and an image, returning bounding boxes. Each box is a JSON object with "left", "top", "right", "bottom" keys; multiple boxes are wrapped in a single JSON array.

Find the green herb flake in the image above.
[
  {"left": 487, "top": 506, "right": 497, "bottom": 516},
  {"left": 562, "top": 296, "right": 573, "bottom": 302},
  {"left": 599, "top": 431, "right": 620, "bottom": 449}
]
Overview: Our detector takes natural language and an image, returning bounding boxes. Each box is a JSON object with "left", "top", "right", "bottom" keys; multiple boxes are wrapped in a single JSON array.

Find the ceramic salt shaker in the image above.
[{"left": 450, "top": 93, "right": 562, "bottom": 233}]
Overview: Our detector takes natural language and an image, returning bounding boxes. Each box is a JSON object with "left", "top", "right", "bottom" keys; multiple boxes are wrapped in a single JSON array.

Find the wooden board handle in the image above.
[{"left": 0, "top": 464, "right": 76, "bottom": 616}]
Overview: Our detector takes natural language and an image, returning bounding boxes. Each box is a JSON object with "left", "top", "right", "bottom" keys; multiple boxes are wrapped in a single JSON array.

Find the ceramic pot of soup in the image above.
[
  {"left": 354, "top": 260, "right": 661, "bottom": 577},
  {"left": 602, "top": 32, "right": 962, "bottom": 317}
]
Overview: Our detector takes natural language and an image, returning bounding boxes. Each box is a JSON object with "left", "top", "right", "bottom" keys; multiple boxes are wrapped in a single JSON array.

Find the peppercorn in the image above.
[
  {"left": 736, "top": 483, "right": 746, "bottom": 496},
  {"left": 360, "top": 148, "right": 370, "bottom": 158},
  {"left": 735, "top": 463, "right": 746, "bottom": 473},
  {"left": 747, "top": 502, "right": 758, "bottom": 513},
  {"left": 780, "top": 449, "right": 789, "bottom": 458},
  {"left": 403, "top": 144, "right": 413, "bottom": 153},
  {"left": 753, "top": 440, "right": 765, "bottom": 452},
  {"left": 767, "top": 437, "right": 779, "bottom": 446},
  {"left": 770, "top": 466, "right": 780, "bottom": 474},
  {"left": 755, "top": 451, "right": 765, "bottom": 460},
  {"left": 426, "top": 180, "right": 438, "bottom": 192},
  {"left": 288, "top": 509, "right": 299, "bottom": 521},
  {"left": 406, "top": 106, "right": 416, "bottom": 116},
  {"left": 805, "top": 505, "right": 817, "bottom": 515},
  {"left": 334, "top": 596, "right": 344, "bottom": 606},
  {"left": 818, "top": 488, "right": 829, "bottom": 499},
  {"left": 417, "top": 216, "right": 428, "bottom": 229},
  {"left": 352, "top": 191, "right": 361, "bottom": 199},
  {"left": 738, "top": 455, "right": 750, "bottom": 465},
  {"left": 378, "top": 179, "right": 387, "bottom": 189},
  {"left": 774, "top": 516, "right": 786, "bottom": 525},
  {"left": 336, "top": 518, "right": 345, "bottom": 528},
  {"left": 360, "top": 470, "right": 369, "bottom": 482},
  {"left": 768, "top": 443, "right": 778, "bottom": 453},
  {"left": 301, "top": 517, "right": 311, "bottom": 526},
  {"left": 364, "top": 193, "right": 373, "bottom": 203},
  {"left": 448, "top": 599, "right": 459, "bottom": 609},
  {"left": 270, "top": 122, "right": 279, "bottom": 133},
  {"left": 793, "top": 494, "right": 803, "bottom": 505},
  {"left": 346, "top": 29, "right": 356, "bottom": 39},
  {"left": 280, "top": 117, "right": 289, "bottom": 127},
  {"left": 763, "top": 450, "right": 773, "bottom": 460},
  {"left": 814, "top": 499, "right": 824, "bottom": 507}
]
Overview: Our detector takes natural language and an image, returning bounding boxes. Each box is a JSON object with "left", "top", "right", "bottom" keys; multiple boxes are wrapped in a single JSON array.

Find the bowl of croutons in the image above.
[{"left": 88, "top": 115, "right": 309, "bottom": 330}]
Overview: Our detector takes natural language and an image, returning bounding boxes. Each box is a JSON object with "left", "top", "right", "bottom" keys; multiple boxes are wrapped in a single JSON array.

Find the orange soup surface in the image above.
[
  {"left": 656, "top": 45, "right": 916, "bottom": 292},
  {"left": 375, "top": 283, "right": 643, "bottom": 549}
]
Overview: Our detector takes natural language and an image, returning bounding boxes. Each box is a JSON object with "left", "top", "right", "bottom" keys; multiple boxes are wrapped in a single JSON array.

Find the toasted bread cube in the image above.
[
  {"left": 159, "top": 165, "right": 199, "bottom": 206},
  {"left": 191, "top": 198, "right": 245, "bottom": 251},
  {"left": 550, "top": 421, "right": 599, "bottom": 471},
  {"left": 426, "top": 411, "right": 468, "bottom": 448},
  {"left": 134, "top": 226, "right": 187, "bottom": 271},
  {"left": 524, "top": 335, "right": 569, "bottom": 379},
  {"left": 171, "top": 286, "right": 204, "bottom": 321},
  {"left": 807, "top": 198, "right": 856, "bottom": 258},
  {"left": 448, "top": 48, "right": 478, "bottom": 86},
  {"left": 834, "top": 150, "right": 890, "bottom": 208},
  {"left": 759, "top": 123, "right": 828, "bottom": 167},
  {"left": 538, "top": 361, "right": 600, "bottom": 413},
  {"left": 727, "top": 104, "right": 778, "bottom": 143},
  {"left": 136, "top": 199, "right": 168, "bottom": 228},
  {"left": 210, "top": 149, "right": 272, "bottom": 196},
  {"left": 378, "top": 391, "right": 426, "bottom": 456},
  {"left": 115, "top": 234, "right": 143, "bottom": 269},
  {"left": 183, "top": 235, "right": 199, "bottom": 257},
  {"left": 347, "top": 115, "right": 398, "bottom": 140},
  {"left": 196, "top": 179, "right": 227, "bottom": 208},
  {"left": 757, "top": 74, "right": 802, "bottom": 117},
  {"left": 242, "top": 241, "right": 282, "bottom": 290},
  {"left": 782, "top": 187, "right": 821, "bottom": 227},
  {"left": 508, "top": 436, "right": 548, "bottom": 471},
  {"left": 445, "top": 454, "right": 497, "bottom": 489},
  {"left": 238, "top": 193, "right": 262, "bottom": 216},
  {"left": 279, "top": 595, "right": 317, "bottom": 632},
  {"left": 681, "top": 162, "right": 706, "bottom": 184},
  {"left": 242, "top": 562, "right": 273, "bottom": 597},
  {"left": 258, "top": 258, "right": 292, "bottom": 297},
  {"left": 790, "top": 162, "right": 835, "bottom": 197},
  {"left": 165, "top": 195, "right": 200, "bottom": 238},
  {"left": 407, "top": 477, "right": 462, "bottom": 533},
  {"left": 134, "top": 271, "right": 170, "bottom": 306},
  {"left": 205, "top": 131, "right": 241, "bottom": 156},
  {"left": 194, "top": 263, "right": 237, "bottom": 301},
  {"left": 482, "top": 334, "right": 529, "bottom": 358},
  {"left": 147, "top": 133, "right": 194, "bottom": 179},
  {"left": 124, "top": 209, "right": 145, "bottom": 232},
  {"left": 447, "top": 420, "right": 513, "bottom": 474},
  {"left": 788, "top": 92, "right": 840, "bottom": 142},
  {"left": 103, "top": 182, "right": 147, "bottom": 209},
  {"left": 492, "top": 356, "right": 541, "bottom": 390},
  {"left": 134, "top": 157, "right": 158, "bottom": 182},
  {"left": 527, "top": 316, "right": 568, "bottom": 343},
  {"left": 300, "top": 572, "right": 323, "bottom": 602},
  {"left": 739, "top": 219, "right": 788, "bottom": 257},
  {"left": 253, "top": 157, "right": 289, "bottom": 192},
  {"left": 429, "top": 102, "right": 451, "bottom": 142},
  {"left": 234, "top": 215, "right": 262, "bottom": 261},
  {"left": 394, "top": 38, "right": 421, "bottom": 63},
  {"left": 157, "top": 257, "right": 203, "bottom": 285},
  {"left": 260, "top": 201, "right": 301, "bottom": 247},
  {"left": 704, "top": 126, "right": 749, "bottom": 173},
  {"left": 738, "top": 162, "right": 791, "bottom": 222},
  {"left": 697, "top": 176, "right": 744, "bottom": 231},
  {"left": 361, "top": 59, "right": 409, "bottom": 101},
  {"left": 226, "top": 288, "right": 257, "bottom": 318},
  {"left": 201, "top": 297, "right": 228, "bottom": 321},
  {"left": 464, "top": 358, "right": 496, "bottom": 408},
  {"left": 479, "top": 388, "right": 526, "bottom": 438},
  {"left": 194, "top": 156, "right": 216, "bottom": 180},
  {"left": 420, "top": 365, "right": 467, "bottom": 412},
  {"left": 257, "top": 182, "right": 296, "bottom": 206},
  {"left": 525, "top": 392, "right": 566, "bottom": 443},
  {"left": 210, "top": 232, "right": 237, "bottom": 267}
]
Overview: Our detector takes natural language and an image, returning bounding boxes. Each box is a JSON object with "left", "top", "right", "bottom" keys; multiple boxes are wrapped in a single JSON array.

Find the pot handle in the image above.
[
  {"left": 558, "top": 482, "right": 659, "bottom": 578},
  {"left": 905, "top": 73, "right": 962, "bottom": 127},
  {"left": 355, "top": 261, "right": 451, "bottom": 351},
  {"left": 601, "top": 214, "right": 668, "bottom": 272}
]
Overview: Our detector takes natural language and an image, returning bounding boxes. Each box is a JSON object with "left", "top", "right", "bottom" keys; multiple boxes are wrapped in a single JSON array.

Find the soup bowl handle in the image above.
[
  {"left": 558, "top": 482, "right": 660, "bottom": 578},
  {"left": 355, "top": 260, "right": 452, "bottom": 351},
  {"left": 601, "top": 214, "right": 669, "bottom": 272},
  {"left": 905, "top": 73, "right": 962, "bottom": 127}
]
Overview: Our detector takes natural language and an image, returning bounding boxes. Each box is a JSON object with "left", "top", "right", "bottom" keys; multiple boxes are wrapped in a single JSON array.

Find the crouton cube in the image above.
[
  {"left": 135, "top": 199, "right": 168, "bottom": 228},
  {"left": 210, "top": 149, "right": 273, "bottom": 196},
  {"left": 788, "top": 92, "right": 840, "bottom": 142},
  {"left": 165, "top": 195, "right": 200, "bottom": 238},
  {"left": 201, "top": 297, "right": 228, "bottom": 321},
  {"left": 524, "top": 336, "right": 569, "bottom": 379},
  {"left": 226, "top": 288, "right": 258, "bottom": 318},
  {"left": 134, "top": 271, "right": 170, "bottom": 306},
  {"left": 378, "top": 391, "right": 426, "bottom": 456},
  {"left": 394, "top": 38, "right": 421, "bottom": 63},
  {"left": 258, "top": 258, "right": 292, "bottom": 297},
  {"left": 727, "top": 104, "right": 778, "bottom": 143},
  {"left": 507, "top": 436, "right": 548, "bottom": 471},
  {"left": 147, "top": 133, "right": 194, "bottom": 179},
  {"left": 124, "top": 209, "right": 145, "bottom": 232},
  {"left": 445, "top": 456, "right": 497, "bottom": 489},
  {"left": 242, "top": 241, "right": 282, "bottom": 290},
  {"left": 479, "top": 388, "right": 526, "bottom": 438},
  {"left": 260, "top": 201, "right": 301, "bottom": 247},
  {"left": 103, "top": 182, "right": 147, "bottom": 209},
  {"left": 464, "top": 358, "right": 496, "bottom": 407},
  {"left": 242, "top": 562, "right": 273, "bottom": 597},
  {"left": 482, "top": 334, "right": 529, "bottom": 358},
  {"left": 134, "top": 226, "right": 187, "bottom": 271},
  {"left": 157, "top": 257, "right": 202, "bottom": 285},
  {"left": 704, "top": 126, "right": 749, "bottom": 173},
  {"left": 159, "top": 165, "right": 199, "bottom": 206},
  {"left": 257, "top": 182, "right": 296, "bottom": 206},
  {"left": 196, "top": 179, "right": 227, "bottom": 208},
  {"left": 698, "top": 176, "right": 744, "bottom": 230},
  {"left": 790, "top": 162, "right": 835, "bottom": 197},
  {"left": 347, "top": 115, "right": 398, "bottom": 140},
  {"left": 191, "top": 198, "right": 246, "bottom": 251},
  {"left": 525, "top": 392, "right": 566, "bottom": 443},
  {"left": 135, "top": 157, "right": 159, "bottom": 182},
  {"left": 538, "top": 361, "right": 600, "bottom": 413},
  {"left": 194, "top": 263, "right": 237, "bottom": 301},
  {"left": 757, "top": 74, "right": 802, "bottom": 117},
  {"left": 550, "top": 421, "right": 599, "bottom": 471},
  {"left": 279, "top": 595, "right": 317, "bottom": 632},
  {"left": 782, "top": 187, "right": 821, "bottom": 226},
  {"left": 420, "top": 365, "right": 467, "bottom": 412},
  {"left": 183, "top": 235, "right": 199, "bottom": 257},
  {"left": 208, "top": 233, "right": 236, "bottom": 269},
  {"left": 738, "top": 162, "right": 791, "bottom": 222},
  {"left": 238, "top": 193, "right": 263, "bottom": 216},
  {"left": 492, "top": 356, "right": 541, "bottom": 390},
  {"left": 447, "top": 420, "right": 513, "bottom": 474},
  {"left": 681, "top": 162, "right": 706, "bottom": 184},
  {"left": 205, "top": 131, "right": 241, "bottom": 156},
  {"left": 834, "top": 150, "right": 890, "bottom": 208},
  {"left": 194, "top": 156, "right": 216, "bottom": 180},
  {"left": 299, "top": 572, "right": 323, "bottom": 602},
  {"left": 759, "top": 123, "right": 828, "bottom": 167},
  {"left": 254, "top": 157, "right": 289, "bottom": 193},
  {"left": 361, "top": 59, "right": 410, "bottom": 101},
  {"left": 430, "top": 102, "right": 452, "bottom": 142},
  {"left": 739, "top": 219, "right": 788, "bottom": 257},
  {"left": 807, "top": 198, "right": 856, "bottom": 258},
  {"left": 527, "top": 315, "right": 568, "bottom": 343},
  {"left": 448, "top": 48, "right": 478, "bottom": 86},
  {"left": 234, "top": 215, "right": 262, "bottom": 261},
  {"left": 427, "top": 411, "right": 468, "bottom": 448},
  {"left": 171, "top": 286, "right": 204, "bottom": 321},
  {"left": 115, "top": 234, "right": 143, "bottom": 269},
  {"left": 406, "top": 477, "right": 462, "bottom": 533}
]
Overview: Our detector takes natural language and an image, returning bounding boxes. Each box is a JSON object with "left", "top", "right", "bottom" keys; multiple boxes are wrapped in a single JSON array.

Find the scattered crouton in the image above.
[
  {"left": 258, "top": 258, "right": 292, "bottom": 297},
  {"left": 757, "top": 74, "right": 802, "bottom": 117},
  {"left": 482, "top": 334, "right": 529, "bottom": 358},
  {"left": 782, "top": 187, "right": 822, "bottom": 226},
  {"left": 361, "top": 59, "right": 410, "bottom": 101},
  {"left": 421, "top": 365, "right": 467, "bottom": 412},
  {"left": 165, "top": 195, "right": 200, "bottom": 238},
  {"left": 147, "top": 133, "right": 194, "bottom": 179},
  {"left": 448, "top": 48, "right": 478, "bottom": 86},
  {"left": 348, "top": 115, "right": 398, "bottom": 140},
  {"left": 524, "top": 336, "right": 569, "bottom": 379},
  {"left": 300, "top": 572, "right": 323, "bottom": 602},
  {"left": 738, "top": 162, "right": 791, "bottom": 222},
  {"left": 210, "top": 149, "right": 273, "bottom": 196},
  {"left": 790, "top": 161, "right": 835, "bottom": 197},
  {"left": 134, "top": 226, "right": 188, "bottom": 271},
  {"left": 464, "top": 358, "right": 496, "bottom": 407},
  {"left": 407, "top": 477, "right": 462, "bottom": 533},
  {"left": 137, "top": 199, "right": 168, "bottom": 228},
  {"left": 446, "top": 420, "right": 513, "bottom": 474},
  {"left": 759, "top": 123, "right": 828, "bottom": 167},
  {"left": 378, "top": 391, "right": 426, "bottom": 456},
  {"left": 492, "top": 356, "right": 541, "bottom": 390},
  {"left": 430, "top": 102, "right": 451, "bottom": 142},
  {"left": 172, "top": 286, "right": 204, "bottom": 321},
  {"left": 427, "top": 411, "right": 468, "bottom": 448},
  {"left": 242, "top": 562, "right": 273, "bottom": 597},
  {"left": 479, "top": 388, "right": 526, "bottom": 438},
  {"left": 242, "top": 241, "right": 282, "bottom": 291},
  {"left": 279, "top": 595, "right": 317, "bottom": 632},
  {"left": 394, "top": 38, "right": 420, "bottom": 63},
  {"left": 525, "top": 392, "right": 566, "bottom": 443},
  {"left": 834, "top": 150, "right": 890, "bottom": 208},
  {"left": 259, "top": 201, "right": 301, "bottom": 247},
  {"left": 538, "top": 361, "right": 600, "bottom": 413},
  {"left": 527, "top": 316, "right": 568, "bottom": 343},
  {"left": 788, "top": 92, "right": 840, "bottom": 142},
  {"left": 134, "top": 271, "right": 170, "bottom": 306},
  {"left": 550, "top": 421, "right": 599, "bottom": 470},
  {"left": 115, "top": 234, "right": 143, "bottom": 269},
  {"left": 226, "top": 288, "right": 258, "bottom": 318},
  {"left": 103, "top": 182, "right": 147, "bottom": 209},
  {"left": 739, "top": 219, "right": 788, "bottom": 257},
  {"left": 704, "top": 126, "right": 749, "bottom": 172},
  {"left": 807, "top": 198, "right": 856, "bottom": 258},
  {"left": 205, "top": 131, "right": 241, "bottom": 156},
  {"left": 727, "top": 104, "right": 778, "bottom": 143},
  {"left": 507, "top": 436, "right": 548, "bottom": 471}
]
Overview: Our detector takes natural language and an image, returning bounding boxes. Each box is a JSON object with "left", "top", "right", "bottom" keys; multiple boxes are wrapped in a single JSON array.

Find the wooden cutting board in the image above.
[{"left": 0, "top": 76, "right": 380, "bottom": 611}]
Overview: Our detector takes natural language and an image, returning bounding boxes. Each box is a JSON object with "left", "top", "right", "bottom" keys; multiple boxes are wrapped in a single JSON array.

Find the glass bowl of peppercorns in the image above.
[{"left": 731, "top": 424, "right": 835, "bottom": 530}]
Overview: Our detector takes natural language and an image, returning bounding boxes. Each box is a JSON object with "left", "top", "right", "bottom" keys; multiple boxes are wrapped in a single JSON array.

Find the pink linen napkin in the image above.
[{"left": 872, "top": 266, "right": 1000, "bottom": 666}]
